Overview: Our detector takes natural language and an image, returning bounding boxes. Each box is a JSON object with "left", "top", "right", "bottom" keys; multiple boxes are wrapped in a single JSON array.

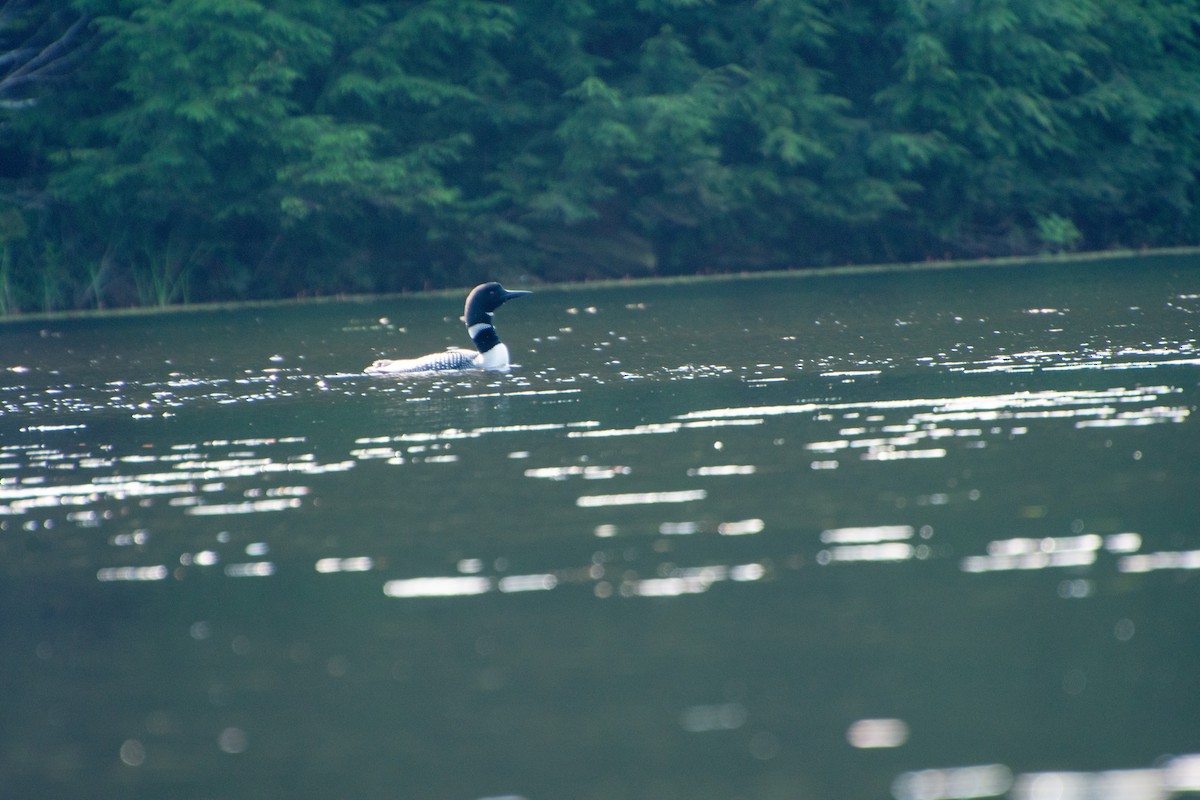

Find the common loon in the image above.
[{"left": 364, "top": 282, "right": 532, "bottom": 375}]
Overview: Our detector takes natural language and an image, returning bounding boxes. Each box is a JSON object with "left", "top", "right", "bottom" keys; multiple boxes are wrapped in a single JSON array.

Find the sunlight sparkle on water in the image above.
[
  {"left": 188, "top": 498, "right": 302, "bottom": 515},
  {"left": 97, "top": 565, "right": 169, "bottom": 582},
  {"left": 1013, "top": 770, "right": 1163, "bottom": 800},
  {"left": 960, "top": 533, "right": 1137, "bottom": 573},
  {"left": 1119, "top": 550, "right": 1200, "bottom": 573},
  {"left": 224, "top": 562, "right": 275, "bottom": 578},
  {"left": 718, "top": 518, "right": 765, "bottom": 536},
  {"left": 576, "top": 489, "right": 707, "bottom": 507},
  {"left": 524, "top": 465, "right": 631, "bottom": 480},
  {"left": 687, "top": 464, "right": 757, "bottom": 476},
  {"left": 895, "top": 752, "right": 1200, "bottom": 800},
  {"left": 630, "top": 563, "right": 764, "bottom": 597},
  {"left": 819, "top": 543, "right": 915, "bottom": 564},
  {"left": 315, "top": 557, "right": 375, "bottom": 574},
  {"left": 822, "top": 525, "right": 914, "bottom": 544},
  {"left": 847, "top": 718, "right": 910, "bottom": 748},
  {"left": 498, "top": 574, "right": 559, "bottom": 593},
  {"left": 893, "top": 764, "right": 1013, "bottom": 800},
  {"left": 383, "top": 577, "right": 492, "bottom": 598}
]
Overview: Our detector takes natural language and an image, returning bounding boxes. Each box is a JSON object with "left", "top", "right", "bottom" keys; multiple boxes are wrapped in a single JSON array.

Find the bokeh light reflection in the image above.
[
  {"left": 892, "top": 764, "right": 1013, "bottom": 800},
  {"left": 847, "top": 718, "right": 910, "bottom": 749}
]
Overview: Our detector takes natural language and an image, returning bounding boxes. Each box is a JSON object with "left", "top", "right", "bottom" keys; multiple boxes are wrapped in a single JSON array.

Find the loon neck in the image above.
[
  {"left": 468, "top": 320, "right": 501, "bottom": 353},
  {"left": 465, "top": 303, "right": 493, "bottom": 327}
]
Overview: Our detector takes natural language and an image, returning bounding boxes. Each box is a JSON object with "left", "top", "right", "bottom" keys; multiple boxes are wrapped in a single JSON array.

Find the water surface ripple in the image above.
[{"left": 2, "top": 257, "right": 1199, "bottom": 800}]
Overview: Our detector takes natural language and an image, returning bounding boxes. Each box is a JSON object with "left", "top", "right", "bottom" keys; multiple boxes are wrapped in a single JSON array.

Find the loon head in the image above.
[
  {"left": 463, "top": 282, "right": 532, "bottom": 363},
  {"left": 464, "top": 282, "right": 532, "bottom": 327}
]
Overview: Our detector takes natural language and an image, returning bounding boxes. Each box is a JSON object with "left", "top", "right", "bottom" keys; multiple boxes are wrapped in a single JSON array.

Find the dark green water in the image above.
[{"left": 2, "top": 256, "right": 1199, "bottom": 800}]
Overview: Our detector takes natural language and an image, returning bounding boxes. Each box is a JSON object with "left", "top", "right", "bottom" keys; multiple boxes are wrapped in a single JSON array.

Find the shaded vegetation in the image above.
[{"left": 1, "top": 0, "right": 1198, "bottom": 312}]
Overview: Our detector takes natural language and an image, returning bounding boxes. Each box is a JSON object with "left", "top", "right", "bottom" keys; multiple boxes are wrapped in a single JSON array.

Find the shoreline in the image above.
[{"left": 2, "top": 245, "right": 1196, "bottom": 325}]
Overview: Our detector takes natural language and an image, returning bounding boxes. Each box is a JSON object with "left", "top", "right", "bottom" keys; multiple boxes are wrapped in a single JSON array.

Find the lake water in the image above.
[{"left": 2, "top": 254, "right": 1199, "bottom": 800}]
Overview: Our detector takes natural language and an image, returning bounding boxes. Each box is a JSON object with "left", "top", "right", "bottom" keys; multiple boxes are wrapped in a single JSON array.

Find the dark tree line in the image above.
[{"left": 1, "top": 0, "right": 1198, "bottom": 312}]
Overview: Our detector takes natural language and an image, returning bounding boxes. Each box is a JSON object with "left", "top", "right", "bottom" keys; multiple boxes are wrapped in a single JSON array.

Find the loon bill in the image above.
[{"left": 365, "top": 282, "right": 532, "bottom": 375}]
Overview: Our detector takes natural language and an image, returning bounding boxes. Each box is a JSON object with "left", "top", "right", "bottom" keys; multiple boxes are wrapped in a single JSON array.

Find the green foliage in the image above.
[
  {"left": 870, "top": 0, "right": 1200, "bottom": 255},
  {"left": 0, "top": 0, "right": 1198, "bottom": 311},
  {"left": 1035, "top": 213, "right": 1082, "bottom": 253}
]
